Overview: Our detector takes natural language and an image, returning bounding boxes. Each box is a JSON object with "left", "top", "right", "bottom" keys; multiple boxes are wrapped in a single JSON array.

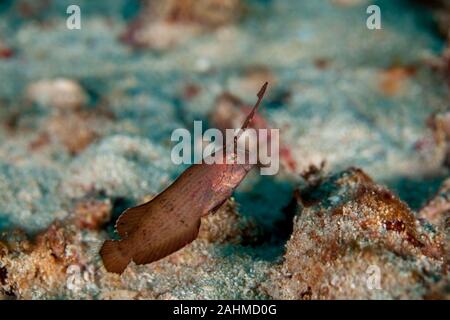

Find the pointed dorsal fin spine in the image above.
[{"left": 233, "top": 82, "right": 268, "bottom": 153}]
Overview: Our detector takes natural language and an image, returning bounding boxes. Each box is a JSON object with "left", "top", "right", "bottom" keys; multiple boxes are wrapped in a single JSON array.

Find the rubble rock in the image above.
[
  {"left": 265, "top": 168, "right": 447, "bottom": 299},
  {"left": 120, "top": 0, "right": 242, "bottom": 50}
]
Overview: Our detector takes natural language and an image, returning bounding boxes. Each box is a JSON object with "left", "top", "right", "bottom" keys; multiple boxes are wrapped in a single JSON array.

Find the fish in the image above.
[{"left": 100, "top": 82, "right": 268, "bottom": 274}]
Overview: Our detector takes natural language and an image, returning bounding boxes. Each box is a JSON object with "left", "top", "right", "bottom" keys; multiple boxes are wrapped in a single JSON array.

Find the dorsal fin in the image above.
[{"left": 115, "top": 202, "right": 150, "bottom": 238}]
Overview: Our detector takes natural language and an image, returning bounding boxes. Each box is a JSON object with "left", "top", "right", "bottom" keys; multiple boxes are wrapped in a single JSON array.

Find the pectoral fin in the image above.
[{"left": 209, "top": 199, "right": 228, "bottom": 215}]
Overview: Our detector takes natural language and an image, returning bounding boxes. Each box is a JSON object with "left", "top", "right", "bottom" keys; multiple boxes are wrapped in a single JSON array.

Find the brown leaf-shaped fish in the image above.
[{"left": 100, "top": 82, "right": 268, "bottom": 274}]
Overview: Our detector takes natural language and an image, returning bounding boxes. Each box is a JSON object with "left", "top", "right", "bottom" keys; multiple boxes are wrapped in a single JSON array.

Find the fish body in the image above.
[{"left": 100, "top": 83, "right": 267, "bottom": 274}]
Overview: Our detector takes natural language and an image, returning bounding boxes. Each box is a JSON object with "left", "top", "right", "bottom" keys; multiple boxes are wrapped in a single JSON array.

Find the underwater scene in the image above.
[{"left": 0, "top": 0, "right": 449, "bottom": 300}]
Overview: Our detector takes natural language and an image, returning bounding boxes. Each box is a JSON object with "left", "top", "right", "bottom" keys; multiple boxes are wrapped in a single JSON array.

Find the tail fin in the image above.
[{"left": 100, "top": 240, "right": 132, "bottom": 274}]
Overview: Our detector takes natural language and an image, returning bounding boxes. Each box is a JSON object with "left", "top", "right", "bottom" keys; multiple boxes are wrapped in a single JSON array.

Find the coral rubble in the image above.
[
  {"left": 0, "top": 200, "right": 270, "bottom": 299},
  {"left": 265, "top": 168, "right": 448, "bottom": 299}
]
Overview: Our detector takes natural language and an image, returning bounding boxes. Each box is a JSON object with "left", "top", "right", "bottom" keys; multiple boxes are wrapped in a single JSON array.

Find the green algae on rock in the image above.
[{"left": 0, "top": 200, "right": 269, "bottom": 299}]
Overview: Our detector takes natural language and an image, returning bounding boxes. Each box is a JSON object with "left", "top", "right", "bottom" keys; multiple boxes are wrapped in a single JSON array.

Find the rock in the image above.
[
  {"left": 264, "top": 168, "right": 447, "bottom": 299},
  {"left": 121, "top": 20, "right": 202, "bottom": 51},
  {"left": 144, "top": 0, "right": 241, "bottom": 28},
  {"left": 419, "top": 178, "right": 450, "bottom": 230},
  {"left": 377, "top": 66, "right": 416, "bottom": 97},
  {"left": 63, "top": 135, "right": 171, "bottom": 200},
  {"left": 0, "top": 164, "right": 66, "bottom": 233},
  {"left": 46, "top": 113, "right": 100, "bottom": 155},
  {"left": 15, "top": 0, "right": 50, "bottom": 19},
  {"left": 198, "top": 199, "right": 259, "bottom": 244},
  {"left": 233, "top": 66, "right": 278, "bottom": 98},
  {"left": 25, "top": 79, "right": 87, "bottom": 111},
  {"left": 120, "top": 0, "right": 242, "bottom": 50},
  {"left": 331, "top": 0, "right": 369, "bottom": 7},
  {"left": 0, "top": 223, "right": 78, "bottom": 299},
  {"left": 426, "top": 0, "right": 450, "bottom": 87},
  {"left": 0, "top": 40, "right": 14, "bottom": 59},
  {"left": 209, "top": 92, "right": 259, "bottom": 130},
  {"left": 73, "top": 198, "right": 112, "bottom": 230},
  {"left": 426, "top": 111, "right": 450, "bottom": 167}
]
